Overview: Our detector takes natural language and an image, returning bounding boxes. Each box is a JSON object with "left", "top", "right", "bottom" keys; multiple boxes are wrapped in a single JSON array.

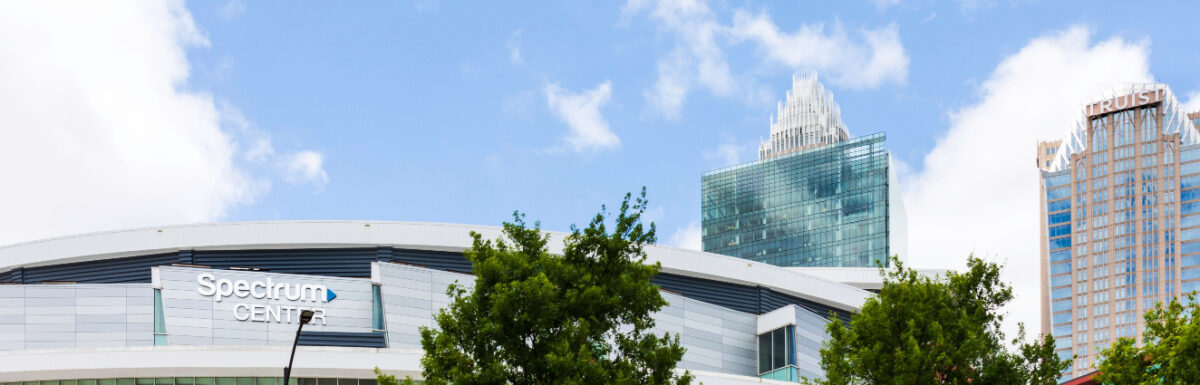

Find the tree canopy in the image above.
[
  {"left": 379, "top": 190, "right": 692, "bottom": 385},
  {"left": 807, "top": 256, "right": 1070, "bottom": 385},
  {"left": 1096, "top": 294, "right": 1200, "bottom": 384}
]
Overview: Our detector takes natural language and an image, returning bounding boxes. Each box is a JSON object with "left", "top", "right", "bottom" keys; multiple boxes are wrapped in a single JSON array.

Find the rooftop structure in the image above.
[{"left": 758, "top": 69, "right": 850, "bottom": 160}]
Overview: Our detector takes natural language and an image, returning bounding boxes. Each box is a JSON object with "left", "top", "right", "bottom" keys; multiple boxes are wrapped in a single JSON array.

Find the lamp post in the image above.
[{"left": 283, "top": 309, "right": 315, "bottom": 385}]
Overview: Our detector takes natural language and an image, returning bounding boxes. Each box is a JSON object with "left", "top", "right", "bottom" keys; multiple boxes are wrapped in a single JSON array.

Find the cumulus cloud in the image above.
[
  {"left": 280, "top": 151, "right": 329, "bottom": 190},
  {"left": 0, "top": 1, "right": 327, "bottom": 246},
  {"left": 902, "top": 26, "right": 1151, "bottom": 338},
  {"left": 0, "top": 1, "right": 250, "bottom": 245},
  {"left": 544, "top": 81, "right": 621, "bottom": 153},
  {"left": 624, "top": 0, "right": 908, "bottom": 118},
  {"left": 1183, "top": 89, "right": 1200, "bottom": 112},
  {"left": 731, "top": 12, "right": 909, "bottom": 89},
  {"left": 627, "top": 0, "right": 734, "bottom": 119},
  {"left": 667, "top": 221, "right": 702, "bottom": 250}
]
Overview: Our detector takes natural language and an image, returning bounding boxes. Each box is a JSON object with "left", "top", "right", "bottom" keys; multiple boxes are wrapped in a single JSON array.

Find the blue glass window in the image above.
[
  {"left": 1048, "top": 211, "right": 1071, "bottom": 225},
  {"left": 1183, "top": 148, "right": 1200, "bottom": 163},
  {"left": 1182, "top": 254, "right": 1200, "bottom": 267},
  {"left": 1053, "top": 312, "right": 1071, "bottom": 324},
  {"left": 1183, "top": 228, "right": 1200, "bottom": 242},
  {"left": 1183, "top": 188, "right": 1200, "bottom": 202},
  {"left": 1046, "top": 173, "right": 1071, "bottom": 188},
  {"left": 153, "top": 289, "right": 167, "bottom": 346},
  {"left": 1182, "top": 174, "right": 1200, "bottom": 189},
  {"left": 1048, "top": 236, "right": 1071, "bottom": 250},
  {"left": 1052, "top": 325, "right": 1071, "bottom": 336},
  {"left": 1182, "top": 268, "right": 1200, "bottom": 281},
  {"left": 1182, "top": 162, "right": 1200, "bottom": 176},
  {"left": 1049, "top": 224, "right": 1071, "bottom": 238},
  {"left": 372, "top": 285, "right": 385, "bottom": 330},
  {"left": 1051, "top": 287, "right": 1071, "bottom": 300},
  {"left": 1051, "top": 274, "right": 1071, "bottom": 287},
  {"left": 1050, "top": 262, "right": 1071, "bottom": 275},
  {"left": 1183, "top": 280, "right": 1200, "bottom": 294},
  {"left": 1046, "top": 186, "right": 1070, "bottom": 201},
  {"left": 1050, "top": 249, "right": 1071, "bottom": 263},
  {"left": 1183, "top": 215, "right": 1200, "bottom": 229},
  {"left": 1047, "top": 199, "right": 1071, "bottom": 213},
  {"left": 1183, "top": 201, "right": 1200, "bottom": 216},
  {"left": 1182, "top": 241, "right": 1200, "bottom": 256}
]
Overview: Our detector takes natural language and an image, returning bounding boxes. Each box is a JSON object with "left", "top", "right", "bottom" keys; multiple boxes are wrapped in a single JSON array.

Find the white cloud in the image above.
[
  {"left": 730, "top": 12, "right": 908, "bottom": 89},
  {"left": 626, "top": 0, "right": 735, "bottom": 119},
  {"left": 1183, "top": 89, "right": 1200, "bottom": 112},
  {"left": 667, "top": 221, "right": 702, "bottom": 250},
  {"left": 625, "top": 0, "right": 908, "bottom": 118},
  {"left": 544, "top": 81, "right": 621, "bottom": 153},
  {"left": 279, "top": 151, "right": 329, "bottom": 191},
  {"left": 903, "top": 26, "right": 1151, "bottom": 339},
  {"left": 218, "top": 0, "right": 245, "bottom": 20},
  {"left": 703, "top": 142, "right": 745, "bottom": 166},
  {"left": 507, "top": 29, "right": 522, "bottom": 65},
  {"left": 0, "top": 1, "right": 260, "bottom": 246}
]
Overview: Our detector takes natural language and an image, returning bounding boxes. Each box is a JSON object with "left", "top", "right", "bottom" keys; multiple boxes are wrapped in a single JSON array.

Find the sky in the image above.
[{"left": 2, "top": 0, "right": 1200, "bottom": 342}]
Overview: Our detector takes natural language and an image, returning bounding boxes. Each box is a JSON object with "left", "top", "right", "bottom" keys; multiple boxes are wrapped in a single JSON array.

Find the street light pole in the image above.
[{"left": 284, "top": 310, "right": 315, "bottom": 385}]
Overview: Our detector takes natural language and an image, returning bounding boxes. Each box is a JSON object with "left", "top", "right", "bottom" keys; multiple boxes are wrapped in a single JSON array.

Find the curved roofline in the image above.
[{"left": 0, "top": 220, "right": 870, "bottom": 311}]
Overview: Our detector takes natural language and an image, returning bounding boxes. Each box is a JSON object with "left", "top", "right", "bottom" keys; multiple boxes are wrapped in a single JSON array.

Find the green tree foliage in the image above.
[
  {"left": 378, "top": 190, "right": 693, "bottom": 385},
  {"left": 807, "top": 256, "right": 1070, "bottom": 385},
  {"left": 1096, "top": 294, "right": 1200, "bottom": 384}
]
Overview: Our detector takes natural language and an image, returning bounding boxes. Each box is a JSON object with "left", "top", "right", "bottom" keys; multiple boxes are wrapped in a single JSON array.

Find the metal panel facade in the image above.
[{"left": 0, "top": 284, "right": 152, "bottom": 350}]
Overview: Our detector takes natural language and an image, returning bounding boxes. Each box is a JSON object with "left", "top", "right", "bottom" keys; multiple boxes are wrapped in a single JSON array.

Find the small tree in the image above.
[
  {"left": 1096, "top": 293, "right": 1200, "bottom": 383},
  {"left": 379, "top": 190, "right": 693, "bottom": 385},
  {"left": 807, "top": 256, "right": 1069, "bottom": 385}
]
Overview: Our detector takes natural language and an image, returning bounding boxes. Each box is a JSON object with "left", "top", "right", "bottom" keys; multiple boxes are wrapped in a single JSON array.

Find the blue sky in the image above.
[
  {"left": 175, "top": 0, "right": 1200, "bottom": 236},
  {"left": 1, "top": 0, "right": 1199, "bottom": 339}
]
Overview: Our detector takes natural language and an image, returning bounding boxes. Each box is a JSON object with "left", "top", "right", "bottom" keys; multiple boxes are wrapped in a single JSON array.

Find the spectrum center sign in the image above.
[{"left": 196, "top": 272, "right": 337, "bottom": 325}]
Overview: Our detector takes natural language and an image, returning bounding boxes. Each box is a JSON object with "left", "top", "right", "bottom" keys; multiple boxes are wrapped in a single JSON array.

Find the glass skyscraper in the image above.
[
  {"left": 1038, "top": 83, "right": 1200, "bottom": 378},
  {"left": 701, "top": 70, "right": 907, "bottom": 268}
]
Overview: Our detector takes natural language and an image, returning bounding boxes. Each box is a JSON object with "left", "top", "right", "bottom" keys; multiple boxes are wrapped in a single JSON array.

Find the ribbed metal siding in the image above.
[
  {"left": 11, "top": 252, "right": 177, "bottom": 284},
  {"left": 0, "top": 267, "right": 21, "bottom": 283},
  {"left": 193, "top": 248, "right": 379, "bottom": 277},
  {"left": 379, "top": 247, "right": 474, "bottom": 273},
  {"left": 651, "top": 273, "right": 760, "bottom": 313},
  {"left": 758, "top": 286, "right": 851, "bottom": 324},
  {"left": 297, "top": 331, "right": 388, "bottom": 348}
]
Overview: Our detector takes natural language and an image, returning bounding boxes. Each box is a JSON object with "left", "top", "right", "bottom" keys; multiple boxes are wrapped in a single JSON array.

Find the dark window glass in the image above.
[
  {"left": 772, "top": 328, "right": 786, "bottom": 369},
  {"left": 758, "top": 333, "right": 771, "bottom": 373}
]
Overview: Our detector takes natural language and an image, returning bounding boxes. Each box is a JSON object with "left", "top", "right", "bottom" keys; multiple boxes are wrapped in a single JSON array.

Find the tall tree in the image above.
[
  {"left": 807, "top": 256, "right": 1070, "bottom": 385},
  {"left": 380, "top": 190, "right": 692, "bottom": 385},
  {"left": 1096, "top": 294, "right": 1200, "bottom": 384}
]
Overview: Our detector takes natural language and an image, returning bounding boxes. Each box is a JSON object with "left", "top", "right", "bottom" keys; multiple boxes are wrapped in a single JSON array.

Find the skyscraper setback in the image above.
[
  {"left": 1038, "top": 83, "right": 1200, "bottom": 378},
  {"left": 702, "top": 70, "right": 906, "bottom": 268}
]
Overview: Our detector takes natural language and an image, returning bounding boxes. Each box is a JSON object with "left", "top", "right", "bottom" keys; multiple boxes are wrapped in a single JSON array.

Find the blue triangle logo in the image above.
[{"left": 326, "top": 289, "right": 337, "bottom": 302}]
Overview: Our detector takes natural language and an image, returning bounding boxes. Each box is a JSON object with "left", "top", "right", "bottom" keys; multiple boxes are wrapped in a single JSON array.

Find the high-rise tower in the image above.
[
  {"left": 702, "top": 70, "right": 907, "bottom": 268},
  {"left": 1039, "top": 83, "right": 1200, "bottom": 378}
]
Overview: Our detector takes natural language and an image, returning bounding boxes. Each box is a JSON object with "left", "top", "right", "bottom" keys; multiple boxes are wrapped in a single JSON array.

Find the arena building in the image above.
[{"left": 0, "top": 221, "right": 872, "bottom": 384}]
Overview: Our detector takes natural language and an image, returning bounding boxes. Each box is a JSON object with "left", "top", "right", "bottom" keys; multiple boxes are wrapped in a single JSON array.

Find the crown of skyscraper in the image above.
[
  {"left": 758, "top": 69, "right": 850, "bottom": 160},
  {"left": 1046, "top": 83, "right": 1200, "bottom": 172}
]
